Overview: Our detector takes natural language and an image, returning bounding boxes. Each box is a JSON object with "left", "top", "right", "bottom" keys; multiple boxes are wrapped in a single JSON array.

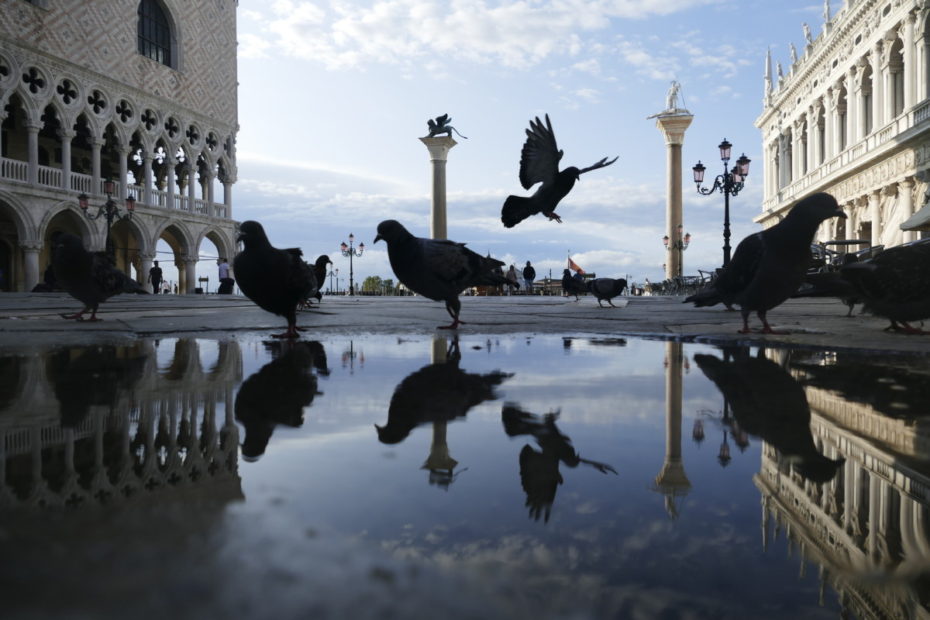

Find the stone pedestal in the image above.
[
  {"left": 419, "top": 136, "right": 457, "bottom": 240},
  {"left": 654, "top": 112, "right": 693, "bottom": 281}
]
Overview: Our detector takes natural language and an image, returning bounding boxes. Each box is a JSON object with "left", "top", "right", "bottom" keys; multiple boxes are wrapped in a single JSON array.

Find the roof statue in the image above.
[
  {"left": 803, "top": 22, "right": 813, "bottom": 44},
  {"left": 789, "top": 43, "right": 797, "bottom": 64},
  {"left": 424, "top": 114, "right": 468, "bottom": 139}
]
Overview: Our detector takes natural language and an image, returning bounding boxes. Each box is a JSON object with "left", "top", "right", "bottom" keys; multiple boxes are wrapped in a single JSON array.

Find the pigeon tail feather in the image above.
[{"left": 501, "top": 195, "right": 537, "bottom": 228}]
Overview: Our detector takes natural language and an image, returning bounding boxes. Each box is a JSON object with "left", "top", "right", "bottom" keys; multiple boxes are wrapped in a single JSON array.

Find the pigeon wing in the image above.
[
  {"left": 518, "top": 114, "right": 562, "bottom": 190},
  {"left": 716, "top": 232, "right": 765, "bottom": 297},
  {"left": 421, "top": 239, "right": 473, "bottom": 284},
  {"left": 90, "top": 252, "right": 146, "bottom": 299}
]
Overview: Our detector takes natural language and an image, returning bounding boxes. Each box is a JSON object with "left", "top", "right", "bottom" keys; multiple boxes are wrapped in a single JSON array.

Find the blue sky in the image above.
[{"left": 218, "top": 0, "right": 833, "bottom": 289}]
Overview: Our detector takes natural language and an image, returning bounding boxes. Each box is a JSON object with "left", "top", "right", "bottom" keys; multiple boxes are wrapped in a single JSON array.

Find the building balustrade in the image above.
[{"left": 0, "top": 158, "right": 231, "bottom": 220}]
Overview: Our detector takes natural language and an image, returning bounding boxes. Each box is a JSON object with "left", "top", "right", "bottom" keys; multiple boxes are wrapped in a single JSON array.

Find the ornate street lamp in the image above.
[
  {"left": 693, "top": 139, "right": 751, "bottom": 267},
  {"left": 327, "top": 267, "right": 339, "bottom": 294},
  {"left": 662, "top": 224, "right": 691, "bottom": 278},
  {"left": 339, "top": 233, "right": 364, "bottom": 296},
  {"left": 78, "top": 179, "right": 135, "bottom": 260}
]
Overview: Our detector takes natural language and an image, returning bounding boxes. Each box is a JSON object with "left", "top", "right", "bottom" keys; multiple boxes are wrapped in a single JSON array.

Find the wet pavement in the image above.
[{"left": 1, "top": 293, "right": 929, "bottom": 619}]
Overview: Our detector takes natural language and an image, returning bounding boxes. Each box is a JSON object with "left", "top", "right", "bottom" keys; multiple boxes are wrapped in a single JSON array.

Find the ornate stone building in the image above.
[
  {"left": 0, "top": 0, "right": 238, "bottom": 292},
  {"left": 756, "top": 0, "right": 930, "bottom": 248}
]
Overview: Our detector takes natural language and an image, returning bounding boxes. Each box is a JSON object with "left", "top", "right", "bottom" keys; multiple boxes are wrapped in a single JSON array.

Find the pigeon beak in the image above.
[
  {"left": 835, "top": 209, "right": 848, "bottom": 219},
  {"left": 374, "top": 234, "right": 383, "bottom": 244}
]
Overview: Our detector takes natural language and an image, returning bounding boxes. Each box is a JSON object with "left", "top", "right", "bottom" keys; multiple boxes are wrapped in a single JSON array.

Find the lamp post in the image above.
[
  {"left": 340, "top": 233, "right": 364, "bottom": 296},
  {"left": 662, "top": 224, "right": 691, "bottom": 278},
  {"left": 78, "top": 179, "right": 135, "bottom": 260},
  {"left": 692, "top": 139, "right": 751, "bottom": 267},
  {"left": 327, "top": 267, "right": 339, "bottom": 294}
]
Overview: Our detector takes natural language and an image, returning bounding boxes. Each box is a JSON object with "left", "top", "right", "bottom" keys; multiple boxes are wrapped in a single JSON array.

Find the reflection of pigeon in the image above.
[
  {"left": 234, "top": 221, "right": 318, "bottom": 339},
  {"left": 52, "top": 233, "right": 148, "bottom": 321},
  {"left": 374, "top": 220, "right": 510, "bottom": 329},
  {"left": 502, "top": 405, "right": 616, "bottom": 523},
  {"left": 561, "top": 269, "right": 586, "bottom": 300},
  {"left": 586, "top": 277, "right": 627, "bottom": 307},
  {"left": 694, "top": 349, "right": 844, "bottom": 484},
  {"left": 234, "top": 341, "right": 326, "bottom": 460},
  {"left": 376, "top": 342, "right": 511, "bottom": 444},
  {"left": 840, "top": 239, "right": 930, "bottom": 333},
  {"left": 46, "top": 343, "right": 148, "bottom": 427},
  {"left": 684, "top": 193, "right": 846, "bottom": 333},
  {"left": 501, "top": 114, "right": 617, "bottom": 228}
]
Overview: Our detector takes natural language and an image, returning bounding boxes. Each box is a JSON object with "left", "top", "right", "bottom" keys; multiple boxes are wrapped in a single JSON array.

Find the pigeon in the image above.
[
  {"left": 501, "top": 114, "right": 617, "bottom": 228},
  {"left": 234, "top": 220, "right": 318, "bottom": 339},
  {"left": 694, "top": 348, "right": 844, "bottom": 484},
  {"left": 561, "top": 269, "right": 586, "bottom": 300},
  {"left": 304, "top": 254, "right": 332, "bottom": 305},
  {"left": 235, "top": 340, "right": 326, "bottom": 460},
  {"left": 502, "top": 404, "right": 617, "bottom": 522},
  {"left": 375, "top": 339, "right": 512, "bottom": 444},
  {"left": 52, "top": 232, "right": 148, "bottom": 321},
  {"left": 586, "top": 277, "right": 627, "bottom": 307},
  {"left": 839, "top": 239, "right": 930, "bottom": 333},
  {"left": 684, "top": 192, "right": 846, "bottom": 333},
  {"left": 792, "top": 270, "right": 861, "bottom": 316},
  {"left": 374, "top": 220, "right": 511, "bottom": 329}
]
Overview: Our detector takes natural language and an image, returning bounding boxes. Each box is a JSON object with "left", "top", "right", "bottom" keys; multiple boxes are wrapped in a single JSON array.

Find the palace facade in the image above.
[
  {"left": 0, "top": 0, "right": 238, "bottom": 292},
  {"left": 756, "top": 0, "right": 930, "bottom": 247}
]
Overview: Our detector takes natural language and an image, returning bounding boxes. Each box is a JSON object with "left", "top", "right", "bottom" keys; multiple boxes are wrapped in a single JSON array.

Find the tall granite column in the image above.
[
  {"left": 419, "top": 136, "right": 457, "bottom": 240},
  {"left": 653, "top": 111, "right": 694, "bottom": 280}
]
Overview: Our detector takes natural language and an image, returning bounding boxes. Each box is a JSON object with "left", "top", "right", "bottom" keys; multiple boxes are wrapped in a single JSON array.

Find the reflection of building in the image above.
[
  {"left": 756, "top": 1, "right": 930, "bottom": 245},
  {"left": 0, "top": 339, "right": 242, "bottom": 509},
  {"left": 0, "top": 2, "right": 238, "bottom": 292},
  {"left": 754, "top": 356, "right": 930, "bottom": 618}
]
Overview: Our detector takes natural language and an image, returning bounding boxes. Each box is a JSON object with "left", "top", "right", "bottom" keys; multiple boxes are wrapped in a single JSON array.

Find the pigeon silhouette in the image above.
[
  {"left": 235, "top": 340, "right": 326, "bottom": 460},
  {"left": 52, "top": 232, "right": 148, "bottom": 321},
  {"left": 684, "top": 192, "right": 846, "bottom": 333},
  {"left": 307, "top": 254, "right": 332, "bottom": 305},
  {"left": 374, "top": 220, "right": 511, "bottom": 329},
  {"left": 840, "top": 239, "right": 930, "bottom": 333},
  {"left": 561, "top": 269, "right": 586, "bottom": 300},
  {"left": 234, "top": 220, "right": 318, "bottom": 339},
  {"left": 586, "top": 277, "right": 627, "bottom": 307},
  {"left": 694, "top": 348, "right": 844, "bottom": 484},
  {"left": 501, "top": 114, "right": 617, "bottom": 228},
  {"left": 375, "top": 339, "right": 512, "bottom": 444},
  {"left": 792, "top": 270, "right": 861, "bottom": 316}
]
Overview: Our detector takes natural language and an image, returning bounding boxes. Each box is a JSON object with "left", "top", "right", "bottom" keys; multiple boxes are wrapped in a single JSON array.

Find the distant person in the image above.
[
  {"left": 148, "top": 260, "right": 163, "bottom": 294},
  {"left": 523, "top": 261, "right": 536, "bottom": 294},
  {"left": 217, "top": 257, "right": 235, "bottom": 294},
  {"left": 173, "top": 283, "right": 178, "bottom": 294},
  {"left": 506, "top": 265, "right": 519, "bottom": 295}
]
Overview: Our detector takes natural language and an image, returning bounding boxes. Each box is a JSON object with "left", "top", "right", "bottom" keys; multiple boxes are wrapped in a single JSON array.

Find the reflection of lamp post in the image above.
[
  {"left": 78, "top": 179, "right": 135, "bottom": 260},
  {"left": 326, "top": 267, "right": 338, "bottom": 294},
  {"left": 339, "top": 233, "right": 364, "bottom": 296},
  {"left": 662, "top": 224, "right": 691, "bottom": 278},
  {"left": 341, "top": 340, "right": 364, "bottom": 374},
  {"left": 693, "top": 140, "right": 751, "bottom": 267}
]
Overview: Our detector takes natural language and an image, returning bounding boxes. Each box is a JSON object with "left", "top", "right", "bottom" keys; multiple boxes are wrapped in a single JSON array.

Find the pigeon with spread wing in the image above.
[{"left": 501, "top": 114, "right": 617, "bottom": 228}]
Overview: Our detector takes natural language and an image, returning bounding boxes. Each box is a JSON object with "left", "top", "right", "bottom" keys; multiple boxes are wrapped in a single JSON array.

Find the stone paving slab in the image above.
[{"left": 0, "top": 292, "right": 927, "bottom": 354}]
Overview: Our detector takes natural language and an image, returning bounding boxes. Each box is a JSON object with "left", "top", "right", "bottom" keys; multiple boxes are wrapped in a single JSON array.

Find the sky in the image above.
[{"left": 201, "top": 0, "right": 836, "bottom": 291}]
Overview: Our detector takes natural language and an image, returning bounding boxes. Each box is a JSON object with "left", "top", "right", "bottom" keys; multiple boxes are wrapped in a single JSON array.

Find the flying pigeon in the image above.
[
  {"left": 684, "top": 192, "right": 846, "bottom": 333},
  {"left": 561, "top": 269, "right": 586, "bottom": 300},
  {"left": 234, "top": 220, "right": 318, "bottom": 339},
  {"left": 374, "top": 220, "right": 511, "bottom": 329},
  {"left": 840, "top": 238, "right": 930, "bottom": 333},
  {"left": 586, "top": 277, "right": 627, "bottom": 307},
  {"left": 501, "top": 114, "right": 617, "bottom": 228},
  {"left": 52, "top": 232, "right": 148, "bottom": 321},
  {"left": 694, "top": 348, "right": 843, "bottom": 484}
]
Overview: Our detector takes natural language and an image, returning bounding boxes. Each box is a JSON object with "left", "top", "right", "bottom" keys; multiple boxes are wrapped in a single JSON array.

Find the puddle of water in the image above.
[{"left": 0, "top": 334, "right": 928, "bottom": 619}]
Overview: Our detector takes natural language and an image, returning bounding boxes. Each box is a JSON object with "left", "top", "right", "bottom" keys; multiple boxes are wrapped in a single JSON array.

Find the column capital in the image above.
[
  {"left": 19, "top": 240, "right": 42, "bottom": 251},
  {"left": 419, "top": 136, "right": 457, "bottom": 161},
  {"left": 653, "top": 112, "right": 694, "bottom": 146}
]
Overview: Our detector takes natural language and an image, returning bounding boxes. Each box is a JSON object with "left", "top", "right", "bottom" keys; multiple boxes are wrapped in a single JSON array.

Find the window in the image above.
[{"left": 138, "top": 0, "right": 172, "bottom": 68}]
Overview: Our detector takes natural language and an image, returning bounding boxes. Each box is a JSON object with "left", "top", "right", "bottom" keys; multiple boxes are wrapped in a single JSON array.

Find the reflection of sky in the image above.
[{"left": 232, "top": 335, "right": 835, "bottom": 618}]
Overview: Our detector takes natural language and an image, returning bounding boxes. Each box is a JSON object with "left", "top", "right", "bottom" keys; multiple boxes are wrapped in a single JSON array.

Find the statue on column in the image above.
[
  {"left": 424, "top": 114, "right": 468, "bottom": 139},
  {"left": 665, "top": 80, "right": 681, "bottom": 111}
]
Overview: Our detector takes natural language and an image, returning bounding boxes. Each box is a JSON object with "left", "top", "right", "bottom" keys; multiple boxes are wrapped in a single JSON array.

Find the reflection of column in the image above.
[
  {"left": 419, "top": 137, "right": 457, "bottom": 240},
  {"left": 653, "top": 341, "right": 691, "bottom": 519},
  {"left": 423, "top": 336, "right": 459, "bottom": 486}
]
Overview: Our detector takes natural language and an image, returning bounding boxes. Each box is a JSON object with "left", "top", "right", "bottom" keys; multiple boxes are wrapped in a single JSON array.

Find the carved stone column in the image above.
[
  {"left": 26, "top": 120, "right": 40, "bottom": 185},
  {"left": 869, "top": 190, "right": 882, "bottom": 246},
  {"left": 183, "top": 253, "right": 197, "bottom": 294},
  {"left": 419, "top": 136, "right": 457, "bottom": 240},
  {"left": 59, "top": 128, "right": 75, "bottom": 191},
  {"left": 140, "top": 253, "right": 155, "bottom": 293},
  {"left": 20, "top": 241, "right": 41, "bottom": 292},
  {"left": 654, "top": 111, "right": 693, "bottom": 280},
  {"left": 902, "top": 14, "right": 916, "bottom": 110},
  {"left": 899, "top": 177, "right": 916, "bottom": 243},
  {"left": 91, "top": 137, "right": 104, "bottom": 195},
  {"left": 142, "top": 151, "right": 154, "bottom": 206}
]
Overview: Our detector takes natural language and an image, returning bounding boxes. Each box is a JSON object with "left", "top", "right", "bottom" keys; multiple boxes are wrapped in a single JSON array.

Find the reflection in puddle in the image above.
[{"left": 0, "top": 334, "right": 929, "bottom": 618}]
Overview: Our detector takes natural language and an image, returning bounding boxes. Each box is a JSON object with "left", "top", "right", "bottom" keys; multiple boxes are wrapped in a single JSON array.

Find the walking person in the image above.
[
  {"left": 523, "top": 261, "right": 536, "bottom": 295},
  {"left": 506, "top": 264, "right": 519, "bottom": 295},
  {"left": 217, "top": 257, "right": 235, "bottom": 294},
  {"left": 148, "top": 260, "right": 163, "bottom": 294}
]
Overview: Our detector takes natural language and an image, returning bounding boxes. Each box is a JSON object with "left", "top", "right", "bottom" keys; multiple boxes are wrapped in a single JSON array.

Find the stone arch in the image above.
[
  {"left": 71, "top": 113, "right": 96, "bottom": 180},
  {"left": 38, "top": 102, "right": 64, "bottom": 169},
  {"left": 108, "top": 214, "right": 153, "bottom": 281},
  {"left": 0, "top": 193, "right": 33, "bottom": 292},
  {"left": 2, "top": 93, "right": 33, "bottom": 166}
]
